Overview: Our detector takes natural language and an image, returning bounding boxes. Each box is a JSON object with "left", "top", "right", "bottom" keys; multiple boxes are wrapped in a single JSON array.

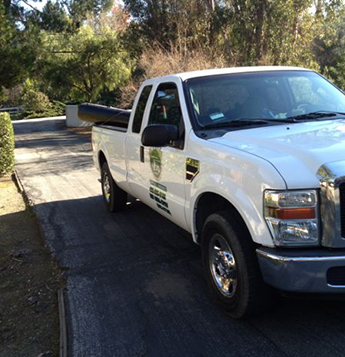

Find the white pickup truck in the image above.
[{"left": 89, "top": 66, "right": 345, "bottom": 318}]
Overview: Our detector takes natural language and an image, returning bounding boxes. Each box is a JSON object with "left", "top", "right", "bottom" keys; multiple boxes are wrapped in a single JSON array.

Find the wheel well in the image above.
[
  {"left": 98, "top": 151, "right": 107, "bottom": 168},
  {"left": 194, "top": 192, "right": 248, "bottom": 243}
]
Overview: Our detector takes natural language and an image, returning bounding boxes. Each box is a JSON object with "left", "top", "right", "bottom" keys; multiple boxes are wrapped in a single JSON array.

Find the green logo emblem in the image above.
[{"left": 149, "top": 149, "right": 162, "bottom": 180}]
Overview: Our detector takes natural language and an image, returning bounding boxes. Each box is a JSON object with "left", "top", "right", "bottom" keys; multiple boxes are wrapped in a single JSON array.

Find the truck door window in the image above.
[
  {"left": 132, "top": 85, "right": 153, "bottom": 133},
  {"left": 149, "top": 83, "right": 183, "bottom": 127}
]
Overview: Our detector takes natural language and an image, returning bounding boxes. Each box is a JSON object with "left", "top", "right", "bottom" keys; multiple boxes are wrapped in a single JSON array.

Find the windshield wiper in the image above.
[
  {"left": 287, "top": 111, "right": 345, "bottom": 121},
  {"left": 202, "top": 117, "right": 296, "bottom": 129}
]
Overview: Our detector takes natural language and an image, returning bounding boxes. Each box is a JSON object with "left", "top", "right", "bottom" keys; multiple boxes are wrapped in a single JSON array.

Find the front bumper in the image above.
[{"left": 257, "top": 248, "right": 345, "bottom": 293}]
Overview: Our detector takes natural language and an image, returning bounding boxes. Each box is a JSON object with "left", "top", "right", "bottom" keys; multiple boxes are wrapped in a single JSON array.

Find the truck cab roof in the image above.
[{"left": 143, "top": 66, "right": 312, "bottom": 85}]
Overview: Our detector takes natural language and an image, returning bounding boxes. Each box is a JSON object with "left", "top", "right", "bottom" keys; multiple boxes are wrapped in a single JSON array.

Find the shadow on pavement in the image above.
[
  {"left": 13, "top": 118, "right": 345, "bottom": 356},
  {"left": 30, "top": 195, "right": 345, "bottom": 357}
]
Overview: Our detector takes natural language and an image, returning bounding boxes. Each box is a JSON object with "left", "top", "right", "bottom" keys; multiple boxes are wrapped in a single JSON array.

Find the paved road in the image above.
[{"left": 14, "top": 118, "right": 345, "bottom": 357}]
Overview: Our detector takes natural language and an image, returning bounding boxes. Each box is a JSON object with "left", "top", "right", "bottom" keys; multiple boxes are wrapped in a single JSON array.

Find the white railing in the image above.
[{"left": 0, "top": 107, "right": 23, "bottom": 114}]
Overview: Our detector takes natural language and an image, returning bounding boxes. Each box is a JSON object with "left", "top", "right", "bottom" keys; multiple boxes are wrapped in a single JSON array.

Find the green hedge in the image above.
[{"left": 0, "top": 112, "right": 14, "bottom": 176}]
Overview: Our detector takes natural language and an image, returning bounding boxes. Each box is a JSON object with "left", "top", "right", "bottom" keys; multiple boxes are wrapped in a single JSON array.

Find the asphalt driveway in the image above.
[{"left": 13, "top": 118, "right": 345, "bottom": 357}]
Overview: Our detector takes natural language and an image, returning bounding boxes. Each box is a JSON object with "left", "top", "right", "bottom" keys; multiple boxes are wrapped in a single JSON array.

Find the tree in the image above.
[
  {"left": 121, "top": 0, "right": 343, "bottom": 71},
  {"left": 0, "top": 2, "right": 36, "bottom": 93},
  {"left": 38, "top": 23, "right": 133, "bottom": 102},
  {"left": 123, "top": 0, "right": 214, "bottom": 50},
  {"left": 39, "top": 0, "right": 70, "bottom": 32},
  {"left": 3, "top": 0, "right": 115, "bottom": 33},
  {"left": 314, "top": 9, "right": 345, "bottom": 89},
  {"left": 59, "top": 0, "right": 113, "bottom": 29},
  {"left": 215, "top": 0, "right": 319, "bottom": 65}
]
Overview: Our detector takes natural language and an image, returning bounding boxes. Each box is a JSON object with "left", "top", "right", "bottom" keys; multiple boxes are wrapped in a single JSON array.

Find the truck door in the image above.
[
  {"left": 128, "top": 82, "right": 189, "bottom": 231},
  {"left": 126, "top": 84, "right": 153, "bottom": 197}
]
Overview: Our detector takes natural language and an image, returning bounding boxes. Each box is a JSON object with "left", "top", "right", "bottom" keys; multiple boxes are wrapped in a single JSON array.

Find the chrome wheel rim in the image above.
[
  {"left": 209, "top": 234, "right": 237, "bottom": 297},
  {"left": 103, "top": 172, "right": 111, "bottom": 203}
]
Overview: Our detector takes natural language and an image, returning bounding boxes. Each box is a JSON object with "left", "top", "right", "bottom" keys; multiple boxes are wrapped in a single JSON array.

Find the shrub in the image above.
[
  {"left": 22, "top": 88, "right": 51, "bottom": 113},
  {"left": 119, "top": 44, "right": 229, "bottom": 108},
  {"left": 23, "top": 100, "right": 65, "bottom": 119},
  {"left": 0, "top": 112, "right": 14, "bottom": 176},
  {"left": 17, "top": 81, "right": 65, "bottom": 119},
  {"left": 139, "top": 45, "right": 228, "bottom": 79}
]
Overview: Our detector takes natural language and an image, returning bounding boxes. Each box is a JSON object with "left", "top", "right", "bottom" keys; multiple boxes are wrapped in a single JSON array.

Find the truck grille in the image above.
[
  {"left": 318, "top": 161, "right": 345, "bottom": 247},
  {"left": 340, "top": 183, "right": 345, "bottom": 238}
]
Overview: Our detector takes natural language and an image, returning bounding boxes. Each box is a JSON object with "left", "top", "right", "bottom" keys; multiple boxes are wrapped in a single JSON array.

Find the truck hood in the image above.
[{"left": 209, "top": 119, "right": 345, "bottom": 189}]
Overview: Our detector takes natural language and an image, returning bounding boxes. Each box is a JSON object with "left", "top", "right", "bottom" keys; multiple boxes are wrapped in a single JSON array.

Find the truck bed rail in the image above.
[{"left": 78, "top": 103, "right": 131, "bottom": 129}]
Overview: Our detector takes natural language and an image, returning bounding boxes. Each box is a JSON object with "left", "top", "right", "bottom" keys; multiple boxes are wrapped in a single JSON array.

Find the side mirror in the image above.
[{"left": 141, "top": 124, "right": 179, "bottom": 147}]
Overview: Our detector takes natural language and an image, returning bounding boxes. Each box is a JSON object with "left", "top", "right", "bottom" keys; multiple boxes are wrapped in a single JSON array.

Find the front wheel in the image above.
[
  {"left": 202, "top": 210, "right": 273, "bottom": 318},
  {"left": 101, "top": 162, "right": 127, "bottom": 212}
]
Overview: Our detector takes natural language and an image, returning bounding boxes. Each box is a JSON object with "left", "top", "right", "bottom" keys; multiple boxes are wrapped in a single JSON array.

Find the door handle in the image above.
[{"left": 140, "top": 146, "right": 145, "bottom": 163}]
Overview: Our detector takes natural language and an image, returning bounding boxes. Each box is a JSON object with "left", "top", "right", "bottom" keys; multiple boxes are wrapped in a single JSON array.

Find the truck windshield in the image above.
[{"left": 185, "top": 70, "right": 345, "bottom": 129}]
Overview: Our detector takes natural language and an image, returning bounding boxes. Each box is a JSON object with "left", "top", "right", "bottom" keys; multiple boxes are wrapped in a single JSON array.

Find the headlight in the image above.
[{"left": 264, "top": 190, "right": 320, "bottom": 247}]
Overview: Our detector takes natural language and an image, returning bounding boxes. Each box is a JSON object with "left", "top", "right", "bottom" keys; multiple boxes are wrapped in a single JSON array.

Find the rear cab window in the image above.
[{"left": 132, "top": 85, "right": 153, "bottom": 133}]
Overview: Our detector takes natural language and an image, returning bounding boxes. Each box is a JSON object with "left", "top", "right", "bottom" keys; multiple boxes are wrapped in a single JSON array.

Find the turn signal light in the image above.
[{"left": 267, "top": 207, "right": 316, "bottom": 220}]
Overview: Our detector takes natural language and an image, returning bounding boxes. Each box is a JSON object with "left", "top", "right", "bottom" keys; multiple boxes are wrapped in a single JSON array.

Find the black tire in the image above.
[
  {"left": 201, "top": 210, "right": 273, "bottom": 318},
  {"left": 101, "top": 161, "right": 127, "bottom": 212}
]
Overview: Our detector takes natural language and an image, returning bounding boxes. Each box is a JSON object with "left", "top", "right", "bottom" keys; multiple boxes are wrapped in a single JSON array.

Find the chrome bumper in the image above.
[{"left": 257, "top": 248, "right": 345, "bottom": 293}]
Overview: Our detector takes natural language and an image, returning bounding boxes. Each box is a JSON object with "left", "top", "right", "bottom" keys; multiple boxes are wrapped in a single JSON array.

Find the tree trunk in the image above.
[{"left": 255, "top": 0, "right": 267, "bottom": 63}]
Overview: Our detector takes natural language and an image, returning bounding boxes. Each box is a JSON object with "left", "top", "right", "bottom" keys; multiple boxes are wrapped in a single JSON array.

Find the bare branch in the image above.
[{"left": 20, "top": 0, "right": 43, "bottom": 14}]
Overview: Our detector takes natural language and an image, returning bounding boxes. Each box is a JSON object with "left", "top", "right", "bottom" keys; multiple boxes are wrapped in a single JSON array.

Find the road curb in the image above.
[
  {"left": 12, "top": 170, "right": 34, "bottom": 210},
  {"left": 58, "top": 289, "right": 68, "bottom": 357},
  {"left": 12, "top": 170, "right": 24, "bottom": 194}
]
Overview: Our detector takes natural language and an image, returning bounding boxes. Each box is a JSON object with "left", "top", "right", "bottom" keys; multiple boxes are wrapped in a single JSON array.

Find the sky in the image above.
[{"left": 24, "top": 0, "right": 47, "bottom": 11}]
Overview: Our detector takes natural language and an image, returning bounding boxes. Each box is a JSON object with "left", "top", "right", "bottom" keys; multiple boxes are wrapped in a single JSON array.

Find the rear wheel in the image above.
[
  {"left": 101, "top": 162, "right": 127, "bottom": 212},
  {"left": 202, "top": 210, "right": 273, "bottom": 318}
]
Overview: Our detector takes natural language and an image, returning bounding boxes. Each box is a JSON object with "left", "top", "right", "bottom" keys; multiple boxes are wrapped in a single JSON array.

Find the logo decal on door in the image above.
[
  {"left": 149, "top": 148, "right": 162, "bottom": 180},
  {"left": 149, "top": 180, "right": 171, "bottom": 215}
]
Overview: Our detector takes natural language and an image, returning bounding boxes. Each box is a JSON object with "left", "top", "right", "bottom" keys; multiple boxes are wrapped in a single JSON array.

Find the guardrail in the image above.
[{"left": 0, "top": 107, "right": 23, "bottom": 114}]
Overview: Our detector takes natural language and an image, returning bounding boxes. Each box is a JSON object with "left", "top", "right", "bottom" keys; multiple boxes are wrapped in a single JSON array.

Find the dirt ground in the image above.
[{"left": 0, "top": 175, "right": 64, "bottom": 357}]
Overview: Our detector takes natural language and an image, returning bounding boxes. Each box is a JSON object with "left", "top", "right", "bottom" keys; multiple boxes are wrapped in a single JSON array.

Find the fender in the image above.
[
  {"left": 186, "top": 151, "right": 287, "bottom": 247},
  {"left": 93, "top": 129, "right": 111, "bottom": 173},
  {"left": 93, "top": 126, "right": 130, "bottom": 191}
]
